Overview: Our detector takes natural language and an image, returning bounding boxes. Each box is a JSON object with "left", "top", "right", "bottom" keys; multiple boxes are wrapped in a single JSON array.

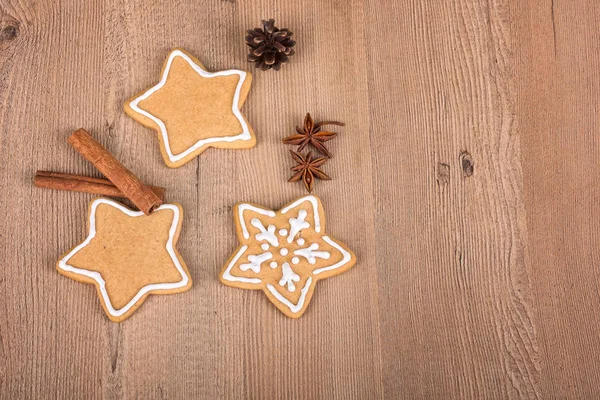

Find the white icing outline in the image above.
[
  {"left": 222, "top": 245, "right": 261, "bottom": 284},
  {"left": 129, "top": 49, "right": 252, "bottom": 163},
  {"left": 57, "top": 198, "right": 189, "bottom": 318},
  {"left": 281, "top": 195, "right": 321, "bottom": 233},
  {"left": 267, "top": 277, "right": 313, "bottom": 314},
  {"left": 237, "top": 204, "right": 276, "bottom": 239},
  {"left": 313, "top": 236, "right": 352, "bottom": 275}
]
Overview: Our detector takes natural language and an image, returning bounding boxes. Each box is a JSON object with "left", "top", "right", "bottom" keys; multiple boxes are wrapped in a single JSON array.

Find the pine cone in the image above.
[{"left": 246, "top": 19, "right": 296, "bottom": 71}]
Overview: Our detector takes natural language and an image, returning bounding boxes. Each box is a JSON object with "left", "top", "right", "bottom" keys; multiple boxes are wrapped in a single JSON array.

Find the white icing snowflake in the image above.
[
  {"left": 279, "top": 262, "right": 300, "bottom": 292},
  {"left": 240, "top": 252, "right": 272, "bottom": 273},
  {"left": 294, "top": 243, "right": 331, "bottom": 264},
  {"left": 220, "top": 195, "right": 356, "bottom": 318}
]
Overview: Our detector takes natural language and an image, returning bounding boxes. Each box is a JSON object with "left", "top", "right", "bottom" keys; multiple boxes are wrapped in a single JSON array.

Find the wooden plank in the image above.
[
  {"left": 516, "top": 0, "right": 600, "bottom": 398},
  {"left": 363, "top": 0, "right": 540, "bottom": 397},
  {"left": 0, "top": 0, "right": 107, "bottom": 399}
]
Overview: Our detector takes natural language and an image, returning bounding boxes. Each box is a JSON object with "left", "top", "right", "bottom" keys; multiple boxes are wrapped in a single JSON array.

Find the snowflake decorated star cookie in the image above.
[
  {"left": 220, "top": 195, "right": 356, "bottom": 318},
  {"left": 124, "top": 48, "right": 255, "bottom": 168}
]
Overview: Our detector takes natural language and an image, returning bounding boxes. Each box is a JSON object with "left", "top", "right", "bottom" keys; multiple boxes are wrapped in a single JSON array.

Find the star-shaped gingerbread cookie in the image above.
[
  {"left": 220, "top": 195, "right": 357, "bottom": 318},
  {"left": 124, "top": 48, "right": 255, "bottom": 168},
  {"left": 57, "top": 198, "right": 192, "bottom": 322}
]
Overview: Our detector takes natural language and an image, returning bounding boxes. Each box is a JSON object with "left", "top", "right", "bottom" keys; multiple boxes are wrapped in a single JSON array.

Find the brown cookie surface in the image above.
[
  {"left": 124, "top": 48, "right": 255, "bottom": 168},
  {"left": 57, "top": 198, "right": 192, "bottom": 322}
]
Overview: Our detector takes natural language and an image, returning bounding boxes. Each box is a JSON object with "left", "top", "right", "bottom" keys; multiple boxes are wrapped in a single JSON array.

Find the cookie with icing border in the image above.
[
  {"left": 124, "top": 48, "right": 256, "bottom": 168},
  {"left": 57, "top": 198, "right": 192, "bottom": 322},
  {"left": 220, "top": 195, "right": 357, "bottom": 318}
]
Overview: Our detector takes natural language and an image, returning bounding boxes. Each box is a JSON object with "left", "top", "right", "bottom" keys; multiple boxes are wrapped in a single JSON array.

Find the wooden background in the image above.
[{"left": 1, "top": 0, "right": 599, "bottom": 398}]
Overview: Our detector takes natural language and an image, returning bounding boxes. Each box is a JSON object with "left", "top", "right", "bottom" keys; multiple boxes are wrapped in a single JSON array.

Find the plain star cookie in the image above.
[
  {"left": 57, "top": 198, "right": 192, "bottom": 322},
  {"left": 124, "top": 48, "right": 256, "bottom": 168},
  {"left": 220, "top": 195, "right": 357, "bottom": 318}
]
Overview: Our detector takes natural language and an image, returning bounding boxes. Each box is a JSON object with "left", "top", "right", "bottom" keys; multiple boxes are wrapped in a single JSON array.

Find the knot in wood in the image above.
[
  {"left": 436, "top": 162, "right": 450, "bottom": 185},
  {"left": 1, "top": 23, "right": 19, "bottom": 41},
  {"left": 459, "top": 151, "right": 474, "bottom": 177}
]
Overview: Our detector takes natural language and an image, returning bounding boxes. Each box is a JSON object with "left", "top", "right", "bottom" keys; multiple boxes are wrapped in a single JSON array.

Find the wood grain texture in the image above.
[
  {"left": 366, "top": 1, "right": 539, "bottom": 397},
  {"left": 516, "top": 1, "right": 600, "bottom": 398},
  {"left": 0, "top": 0, "right": 598, "bottom": 398}
]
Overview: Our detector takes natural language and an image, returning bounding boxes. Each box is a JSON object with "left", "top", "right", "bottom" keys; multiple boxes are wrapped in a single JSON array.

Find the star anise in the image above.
[
  {"left": 288, "top": 150, "right": 330, "bottom": 192},
  {"left": 282, "top": 113, "right": 344, "bottom": 158}
]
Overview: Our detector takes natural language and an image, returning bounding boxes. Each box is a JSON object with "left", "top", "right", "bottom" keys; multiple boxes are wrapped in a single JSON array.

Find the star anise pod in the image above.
[
  {"left": 288, "top": 150, "right": 330, "bottom": 193},
  {"left": 246, "top": 19, "right": 296, "bottom": 71},
  {"left": 282, "top": 113, "right": 344, "bottom": 158}
]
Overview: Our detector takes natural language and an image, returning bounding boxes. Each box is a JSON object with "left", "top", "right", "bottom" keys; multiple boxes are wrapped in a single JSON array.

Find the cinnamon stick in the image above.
[
  {"left": 67, "top": 129, "right": 162, "bottom": 215},
  {"left": 34, "top": 171, "right": 165, "bottom": 200}
]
